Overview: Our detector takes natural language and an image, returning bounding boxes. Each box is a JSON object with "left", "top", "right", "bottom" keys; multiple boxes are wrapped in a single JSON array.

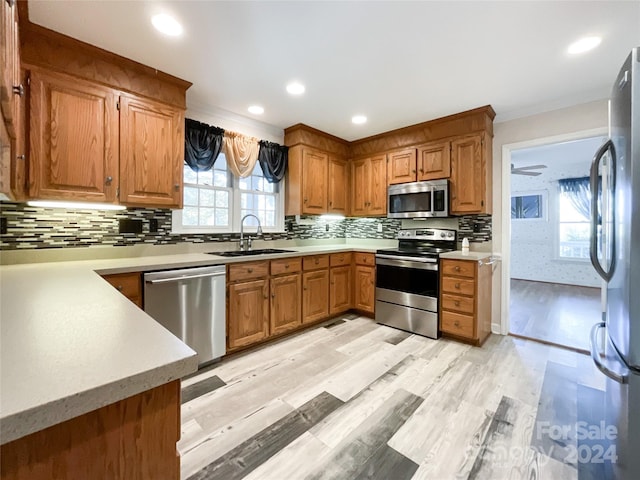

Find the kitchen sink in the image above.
[{"left": 207, "top": 248, "right": 294, "bottom": 257}]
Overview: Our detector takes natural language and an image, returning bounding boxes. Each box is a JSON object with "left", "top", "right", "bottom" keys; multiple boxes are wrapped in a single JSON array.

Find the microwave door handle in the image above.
[{"left": 589, "top": 140, "right": 616, "bottom": 282}]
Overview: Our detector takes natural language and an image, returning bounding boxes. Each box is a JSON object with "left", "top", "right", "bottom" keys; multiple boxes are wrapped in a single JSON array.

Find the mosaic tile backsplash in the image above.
[{"left": 0, "top": 202, "right": 491, "bottom": 250}]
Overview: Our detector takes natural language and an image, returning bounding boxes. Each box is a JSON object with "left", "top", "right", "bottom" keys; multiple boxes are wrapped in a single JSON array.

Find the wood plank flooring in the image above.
[
  {"left": 180, "top": 316, "right": 608, "bottom": 480},
  {"left": 509, "top": 279, "right": 601, "bottom": 351}
]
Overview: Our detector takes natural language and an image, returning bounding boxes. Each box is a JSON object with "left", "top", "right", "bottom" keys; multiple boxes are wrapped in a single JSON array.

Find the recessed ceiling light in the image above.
[
  {"left": 567, "top": 36, "right": 601, "bottom": 55},
  {"left": 248, "top": 105, "right": 264, "bottom": 115},
  {"left": 286, "top": 82, "right": 305, "bottom": 95},
  {"left": 151, "top": 13, "right": 183, "bottom": 37},
  {"left": 352, "top": 115, "right": 367, "bottom": 125}
]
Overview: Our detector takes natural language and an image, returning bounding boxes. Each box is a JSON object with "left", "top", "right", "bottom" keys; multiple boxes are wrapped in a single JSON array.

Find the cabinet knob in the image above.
[
  {"left": 16, "top": 154, "right": 25, "bottom": 160},
  {"left": 419, "top": 169, "right": 423, "bottom": 173},
  {"left": 304, "top": 198, "right": 308, "bottom": 203},
  {"left": 12, "top": 84, "right": 24, "bottom": 97},
  {"left": 271, "top": 293, "right": 275, "bottom": 298},
  {"left": 454, "top": 300, "right": 460, "bottom": 307},
  {"left": 304, "top": 286, "right": 308, "bottom": 291},
  {"left": 455, "top": 283, "right": 460, "bottom": 289},
  {"left": 454, "top": 320, "right": 460, "bottom": 327},
  {"left": 329, "top": 201, "right": 332, "bottom": 207},
  {"left": 315, "top": 259, "right": 319, "bottom": 264},
  {"left": 116, "top": 285, "right": 123, "bottom": 291},
  {"left": 454, "top": 266, "right": 460, "bottom": 272},
  {"left": 285, "top": 264, "right": 290, "bottom": 269},
  {"left": 174, "top": 184, "right": 180, "bottom": 191},
  {"left": 264, "top": 294, "right": 268, "bottom": 300},
  {"left": 247, "top": 268, "right": 253, "bottom": 273},
  {"left": 105, "top": 176, "right": 113, "bottom": 185},
  {"left": 412, "top": 170, "right": 416, "bottom": 174}
]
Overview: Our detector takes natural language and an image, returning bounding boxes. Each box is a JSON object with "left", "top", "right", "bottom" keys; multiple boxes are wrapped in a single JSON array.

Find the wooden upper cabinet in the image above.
[
  {"left": 450, "top": 134, "right": 491, "bottom": 214},
  {"left": 301, "top": 148, "right": 328, "bottom": 214},
  {"left": 417, "top": 140, "right": 451, "bottom": 180},
  {"left": 29, "top": 69, "right": 119, "bottom": 202},
  {"left": 351, "top": 155, "right": 387, "bottom": 216},
  {"left": 1, "top": 0, "right": 20, "bottom": 135},
  {"left": 328, "top": 155, "right": 348, "bottom": 215},
  {"left": 119, "top": 95, "right": 184, "bottom": 208},
  {"left": 387, "top": 149, "right": 417, "bottom": 185}
]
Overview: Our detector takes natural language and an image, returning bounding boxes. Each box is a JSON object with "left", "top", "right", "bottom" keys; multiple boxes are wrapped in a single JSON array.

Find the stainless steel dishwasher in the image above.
[{"left": 144, "top": 265, "right": 226, "bottom": 366}]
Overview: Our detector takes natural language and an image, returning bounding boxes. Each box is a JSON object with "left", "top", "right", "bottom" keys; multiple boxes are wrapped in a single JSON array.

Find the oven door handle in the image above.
[{"left": 375, "top": 256, "right": 439, "bottom": 271}]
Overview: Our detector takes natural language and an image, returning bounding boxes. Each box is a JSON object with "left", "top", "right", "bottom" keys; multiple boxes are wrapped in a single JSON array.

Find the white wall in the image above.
[
  {"left": 491, "top": 99, "right": 608, "bottom": 332},
  {"left": 510, "top": 137, "right": 604, "bottom": 287}
]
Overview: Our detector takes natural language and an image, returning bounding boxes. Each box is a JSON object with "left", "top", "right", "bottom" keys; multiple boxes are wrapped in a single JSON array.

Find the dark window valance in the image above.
[
  {"left": 258, "top": 140, "right": 289, "bottom": 184},
  {"left": 184, "top": 119, "right": 225, "bottom": 172}
]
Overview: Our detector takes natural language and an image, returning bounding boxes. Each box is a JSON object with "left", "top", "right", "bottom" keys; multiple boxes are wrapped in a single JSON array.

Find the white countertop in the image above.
[
  {"left": 0, "top": 243, "right": 384, "bottom": 444},
  {"left": 439, "top": 250, "right": 494, "bottom": 261}
]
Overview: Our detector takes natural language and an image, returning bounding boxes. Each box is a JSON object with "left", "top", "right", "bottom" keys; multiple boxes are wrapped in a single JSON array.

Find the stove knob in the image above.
[
  {"left": 447, "top": 232, "right": 454, "bottom": 238},
  {"left": 440, "top": 232, "right": 446, "bottom": 238}
]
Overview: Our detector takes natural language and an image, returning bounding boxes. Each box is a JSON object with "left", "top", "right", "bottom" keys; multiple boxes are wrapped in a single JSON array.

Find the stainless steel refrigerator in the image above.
[{"left": 590, "top": 46, "right": 640, "bottom": 480}]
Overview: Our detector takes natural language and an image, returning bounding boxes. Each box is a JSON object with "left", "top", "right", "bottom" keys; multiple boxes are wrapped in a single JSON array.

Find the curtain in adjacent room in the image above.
[
  {"left": 184, "top": 119, "right": 225, "bottom": 172},
  {"left": 223, "top": 131, "right": 260, "bottom": 178},
  {"left": 558, "top": 176, "right": 593, "bottom": 220},
  {"left": 257, "top": 140, "right": 289, "bottom": 183}
]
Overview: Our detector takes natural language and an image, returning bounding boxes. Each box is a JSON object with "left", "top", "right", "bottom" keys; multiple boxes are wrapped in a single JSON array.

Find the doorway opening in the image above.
[{"left": 507, "top": 135, "right": 605, "bottom": 352}]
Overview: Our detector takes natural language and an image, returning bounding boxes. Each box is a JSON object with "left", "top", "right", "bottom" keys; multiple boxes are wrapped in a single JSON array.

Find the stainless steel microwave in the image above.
[{"left": 387, "top": 180, "right": 449, "bottom": 218}]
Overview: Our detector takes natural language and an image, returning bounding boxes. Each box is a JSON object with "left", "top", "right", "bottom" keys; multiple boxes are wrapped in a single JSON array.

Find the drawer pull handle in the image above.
[
  {"left": 454, "top": 266, "right": 460, "bottom": 271},
  {"left": 454, "top": 301, "right": 460, "bottom": 307},
  {"left": 285, "top": 264, "right": 289, "bottom": 269},
  {"left": 454, "top": 321, "right": 460, "bottom": 327},
  {"left": 315, "top": 259, "right": 319, "bottom": 264},
  {"left": 455, "top": 283, "right": 460, "bottom": 289},
  {"left": 247, "top": 268, "right": 253, "bottom": 273},
  {"left": 271, "top": 293, "right": 275, "bottom": 298},
  {"left": 117, "top": 285, "right": 123, "bottom": 291}
]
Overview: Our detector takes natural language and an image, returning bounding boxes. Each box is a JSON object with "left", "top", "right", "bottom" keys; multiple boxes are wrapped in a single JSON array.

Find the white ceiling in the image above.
[
  {"left": 28, "top": 1, "right": 640, "bottom": 141},
  {"left": 512, "top": 135, "right": 607, "bottom": 167}
]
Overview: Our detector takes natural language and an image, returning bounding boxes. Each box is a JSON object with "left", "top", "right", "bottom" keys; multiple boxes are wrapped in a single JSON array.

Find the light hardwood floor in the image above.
[
  {"left": 180, "top": 316, "right": 609, "bottom": 480},
  {"left": 509, "top": 279, "right": 601, "bottom": 352}
]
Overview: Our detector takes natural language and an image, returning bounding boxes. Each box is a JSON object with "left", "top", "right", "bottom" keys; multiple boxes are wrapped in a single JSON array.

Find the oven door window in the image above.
[
  {"left": 376, "top": 263, "right": 438, "bottom": 298},
  {"left": 389, "top": 192, "right": 432, "bottom": 214}
]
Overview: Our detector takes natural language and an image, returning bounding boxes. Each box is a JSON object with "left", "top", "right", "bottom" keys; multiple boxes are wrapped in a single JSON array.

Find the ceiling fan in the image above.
[{"left": 511, "top": 163, "right": 547, "bottom": 176}]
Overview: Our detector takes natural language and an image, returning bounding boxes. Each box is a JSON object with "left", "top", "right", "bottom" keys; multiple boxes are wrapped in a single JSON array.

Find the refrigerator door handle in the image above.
[
  {"left": 590, "top": 322, "right": 629, "bottom": 384},
  {"left": 589, "top": 139, "right": 616, "bottom": 282}
]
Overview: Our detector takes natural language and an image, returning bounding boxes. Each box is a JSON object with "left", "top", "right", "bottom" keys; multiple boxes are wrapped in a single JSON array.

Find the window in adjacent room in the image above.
[
  {"left": 172, "top": 153, "right": 284, "bottom": 233},
  {"left": 511, "top": 192, "right": 546, "bottom": 220},
  {"left": 558, "top": 177, "right": 591, "bottom": 260}
]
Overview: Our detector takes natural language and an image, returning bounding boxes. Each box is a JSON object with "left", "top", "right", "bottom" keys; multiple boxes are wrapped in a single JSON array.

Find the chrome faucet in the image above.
[{"left": 239, "top": 214, "right": 263, "bottom": 251}]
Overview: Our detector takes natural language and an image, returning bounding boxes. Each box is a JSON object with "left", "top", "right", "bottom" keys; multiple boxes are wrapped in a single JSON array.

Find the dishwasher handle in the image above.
[{"left": 145, "top": 270, "right": 225, "bottom": 284}]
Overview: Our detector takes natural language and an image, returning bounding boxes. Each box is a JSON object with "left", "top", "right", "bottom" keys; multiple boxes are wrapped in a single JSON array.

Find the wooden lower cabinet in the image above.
[
  {"left": 270, "top": 273, "right": 301, "bottom": 335},
  {"left": 353, "top": 265, "right": 375, "bottom": 314},
  {"left": 0, "top": 380, "right": 181, "bottom": 480},
  {"left": 329, "top": 265, "right": 351, "bottom": 315},
  {"left": 227, "top": 279, "right": 269, "bottom": 350},
  {"left": 302, "top": 269, "right": 329, "bottom": 324},
  {"left": 439, "top": 258, "right": 492, "bottom": 346},
  {"left": 101, "top": 272, "right": 142, "bottom": 308}
]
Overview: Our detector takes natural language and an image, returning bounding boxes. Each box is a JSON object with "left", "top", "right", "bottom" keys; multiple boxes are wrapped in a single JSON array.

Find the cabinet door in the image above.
[
  {"left": 350, "top": 158, "right": 368, "bottom": 216},
  {"left": 387, "top": 149, "right": 416, "bottom": 185},
  {"left": 228, "top": 279, "right": 269, "bottom": 350},
  {"left": 450, "top": 134, "right": 484, "bottom": 214},
  {"left": 270, "top": 273, "right": 301, "bottom": 336},
  {"left": 29, "top": 69, "right": 119, "bottom": 202},
  {"left": 302, "top": 269, "right": 329, "bottom": 324},
  {"left": 119, "top": 95, "right": 184, "bottom": 208},
  {"left": 354, "top": 265, "right": 375, "bottom": 314},
  {"left": 301, "top": 148, "right": 328, "bottom": 214},
  {"left": 368, "top": 154, "right": 387, "bottom": 215},
  {"left": 329, "top": 265, "right": 351, "bottom": 315},
  {"left": 0, "top": 0, "right": 19, "bottom": 135},
  {"left": 417, "top": 141, "right": 450, "bottom": 180},
  {"left": 328, "top": 155, "right": 348, "bottom": 214}
]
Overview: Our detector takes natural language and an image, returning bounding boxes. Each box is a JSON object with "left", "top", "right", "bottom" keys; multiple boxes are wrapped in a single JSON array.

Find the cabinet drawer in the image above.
[
  {"left": 330, "top": 252, "right": 352, "bottom": 267},
  {"left": 271, "top": 257, "right": 302, "bottom": 276},
  {"left": 102, "top": 272, "right": 141, "bottom": 299},
  {"left": 354, "top": 252, "right": 375, "bottom": 266},
  {"left": 441, "top": 293, "right": 474, "bottom": 314},
  {"left": 303, "top": 254, "right": 329, "bottom": 271},
  {"left": 228, "top": 261, "right": 269, "bottom": 282},
  {"left": 441, "top": 259, "right": 476, "bottom": 278},
  {"left": 441, "top": 311, "right": 474, "bottom": 338},
  {"left": 442, "top": 276, "right": 475, "bottom": 296}
]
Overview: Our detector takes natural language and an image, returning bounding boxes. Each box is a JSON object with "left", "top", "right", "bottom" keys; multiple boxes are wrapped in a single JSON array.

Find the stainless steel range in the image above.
[{"left": 375, "top": 228, "right": 457, "bottom": 339}]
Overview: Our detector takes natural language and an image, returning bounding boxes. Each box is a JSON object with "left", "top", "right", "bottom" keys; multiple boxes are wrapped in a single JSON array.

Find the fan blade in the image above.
[
  {"left": 513, "top": 170, "right": 541, "bottom": 176},
  {"left": 517, "top": 164, "right": 547, "bottom": 170}
]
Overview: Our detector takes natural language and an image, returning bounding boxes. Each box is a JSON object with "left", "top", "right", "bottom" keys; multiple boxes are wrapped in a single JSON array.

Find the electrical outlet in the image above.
[
  {"left": 325, "top": 224, "right": 329, "bottom": 232},
  {"left": 473, "top": 222, "right": 481, "bottom": 233},
  {"left": 377, "top": 223, "right": 383, "bottom": 233},
  {"left": 149, "top": 218, "right": 159, "bottom": 233}
]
